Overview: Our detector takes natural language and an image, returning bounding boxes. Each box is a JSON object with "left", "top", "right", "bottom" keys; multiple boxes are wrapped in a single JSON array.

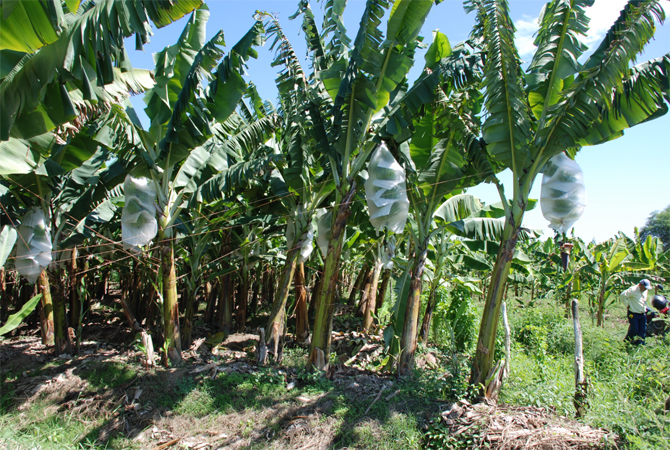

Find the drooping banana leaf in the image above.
[
  {"left": 540, "top": 0, "right": 666, "bottom": 155},
  {"left": 433, "top": 194, "right": 482, "bottom": 223},
  {"left": 526, "top": 0, "right": 593, "bottom": 121}
]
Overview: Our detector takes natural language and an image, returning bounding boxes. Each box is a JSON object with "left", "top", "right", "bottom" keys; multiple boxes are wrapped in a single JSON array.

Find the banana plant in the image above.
[
  {"left": 258, "top": 13, "right": 336, "bottom": 357},
  {"left": 174, "top": 206, "right": 214, "bottom": 348},
  {"left": 388, "top": 25, "right": 493, "bottom": 373},
  {"left": 0, "top": 99, "right": 146, "bottom": 352},
  {"left": 465, "top": 0, "right": 670, "bottom": 395},
  {"left": 288, "top": 0, "right": 480, "bottom": 370},
  {"left": 121, "top": 6, "right": 269, "bottom": 361},
  {"left": 583, "top": 237, "right": 632, "bottom": 326}
]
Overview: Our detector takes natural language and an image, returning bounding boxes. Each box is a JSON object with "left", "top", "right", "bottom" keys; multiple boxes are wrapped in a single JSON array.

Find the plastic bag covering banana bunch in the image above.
[
  {"left": 364, "top": 143, "right": 409, "bottom": 234},
  {"left": 15, "top": 207, "right": 52, "bottom": 284},
  {"left": 122, "top": 175, "right": 158, "bottom": 250},
  {"left": 540, "top": 153, "right": 587, "bottom": 235},
  {"left": 381, "top": 236, "right": 396, "bottom": 270},
  {"left": 286, "top": 213, "right": 315, "bottom": 264},
  {"left": 316, "top": 208, "right": 332, "bottom": 259}
]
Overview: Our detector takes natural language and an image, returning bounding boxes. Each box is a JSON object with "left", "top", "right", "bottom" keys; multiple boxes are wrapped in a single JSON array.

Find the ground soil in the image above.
[{"left": 0, "top": 305, "right": 615, "bottom": 450}]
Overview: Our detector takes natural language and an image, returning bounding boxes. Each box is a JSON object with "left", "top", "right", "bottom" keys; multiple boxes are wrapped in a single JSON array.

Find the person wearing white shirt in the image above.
[{"left": 620, "top": 279, "right": 652, "bottom": 344}]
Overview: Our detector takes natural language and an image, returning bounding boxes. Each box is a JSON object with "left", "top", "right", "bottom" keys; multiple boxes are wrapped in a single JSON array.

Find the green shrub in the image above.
[{"left": 431, "top": 286, "right": 477, "bottom": 352}]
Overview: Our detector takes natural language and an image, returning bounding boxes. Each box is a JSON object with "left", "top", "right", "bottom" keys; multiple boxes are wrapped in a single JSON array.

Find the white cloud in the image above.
[
  {"left": 584, "top": 0, "right": 629, "bottom": 45},
  {"left": 514, "top": 16, "right": 539, "bottom": 58}
]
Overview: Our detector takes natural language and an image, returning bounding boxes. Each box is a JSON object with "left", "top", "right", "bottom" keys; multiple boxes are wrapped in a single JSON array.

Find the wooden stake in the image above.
[{"left": 572, "top": 299, "right": 588, "bottom": 418}]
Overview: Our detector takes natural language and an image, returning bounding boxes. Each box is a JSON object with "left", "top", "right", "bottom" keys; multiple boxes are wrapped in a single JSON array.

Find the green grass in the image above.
[
  {"left": 0, "top": 400, "right": 94, "bottom": 449},
  {"left": 79, "top": 362, "right": 137, "bottom": 389}
]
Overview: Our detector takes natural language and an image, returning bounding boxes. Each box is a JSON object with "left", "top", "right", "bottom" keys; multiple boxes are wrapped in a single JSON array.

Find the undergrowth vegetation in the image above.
[{"left": 500, "top": 301, "right": 670, "bottom": 450}]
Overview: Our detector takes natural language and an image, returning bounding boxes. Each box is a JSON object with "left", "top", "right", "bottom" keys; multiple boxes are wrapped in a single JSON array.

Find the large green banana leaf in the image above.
[
  {"left": 466, "top": 0, "right": 533, "bottom": 174},
  {"left": 433, "top": 194, "right": 482, "bottom": 223},
  {"left": 526, "top": 0, "right": 593, "bottom": 120},
  {"left": 540, "top": 1, "right": 667, "bottom": 155},
  {"left": 0, "top": 0, "right": 203, "bottom": 141}
]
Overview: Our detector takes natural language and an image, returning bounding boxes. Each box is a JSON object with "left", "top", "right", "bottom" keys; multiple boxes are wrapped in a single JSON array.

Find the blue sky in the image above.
[{"left": 125, "top": 0, "right": 670, "bottom": 244}]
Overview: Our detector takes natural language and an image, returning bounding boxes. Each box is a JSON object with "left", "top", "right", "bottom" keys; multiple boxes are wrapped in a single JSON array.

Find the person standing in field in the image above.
[{"left": 620, "top": 279, "right": 652, "bottom": 345}]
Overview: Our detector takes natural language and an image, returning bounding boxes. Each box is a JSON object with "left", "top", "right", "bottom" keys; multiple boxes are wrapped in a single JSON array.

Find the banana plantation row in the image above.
[{"left": 0, "top": 0, "right": 668, "bottom": 399}]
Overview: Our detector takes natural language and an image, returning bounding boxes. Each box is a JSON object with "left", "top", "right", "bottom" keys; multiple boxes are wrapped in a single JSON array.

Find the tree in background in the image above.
[{"left": 640, "top": 205, "right": 670, "bottom": 249}]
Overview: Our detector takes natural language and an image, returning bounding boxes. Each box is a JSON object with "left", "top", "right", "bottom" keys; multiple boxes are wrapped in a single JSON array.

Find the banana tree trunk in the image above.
[
  {"left": 295, "top": 263, "right": 309, "bottom": 343},
  {"left": 237, "top": 264, "right": 249, "bottom": 331},
  {"left": 96, "top": 268, "right": 109, "bottom": 305},
  {"left": 0, "top": 267, "right": 6, "bottom": 322},
  {"left": 376, "top": 269, "right": 391, "bottom": 312},
  {"left": 161, "top": 236, "right": 182, "bottom": 363},
  {"left": 267, "top": 269, "right": 275, "bottom": 307},
  {"left": 68, "top": 247, "right": 80, "bottom": 334},
  {"left": 37, "top": 270, "right": 54, "bottom": 346},
  {"left": 75, "top": 257, "right": 88, "bottom": 356},
  {"left": 182, "top": 286, "right": 195, "bottom": 349},
  {"left": 217, "top": 234, "right": 232, "bottom": 336},
  {"left": 356, "top": 268, "right": 374, "bottom": 317},
  {"left": 131, "top": 264, "right": 141, "bottom": 318},
  {"left": 266, "top": 246, "right": 300, "bottom": 358},
  {"left": 419, "top": 282, "right": 439, "bottom": 343},
  {"left": 49, "top": 267, "right": 70, "bottom": 355},
  {"left": 348, "top": 264, "right": 369, "bottom": 306},
  {"left": 308, "top": 268, "right": 321, "bottom": 322},
  {"left": 217, "top": 273, "right": 232, "bottom": 336},
  {"left": 470, "top": 216, "right": 521, "bottom": 393},
  {"left": 204, "top": 281, "right": 216, "bottom": 324},
  {"left": 308, "top": 184, "right": 356, "bottom": 370},
  {"left": 530, "top": 281, "right": 535, "bottom": 303},
  {"left": 363, "top": 261, "right": 383, "bottom": 333},
  {"left": 119, "top": 287, "right": 142, "bottom": 332},
  {"left": 249, "top": 268, "right": 260, "bottom": 319},
  {"left": 398, "top": 244, "right": 428, "bottom": 376}
]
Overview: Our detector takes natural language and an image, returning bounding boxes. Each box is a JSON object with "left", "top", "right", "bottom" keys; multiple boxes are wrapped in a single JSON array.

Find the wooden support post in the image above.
[{"left": 572, "top": 299, "right": 588, "bottom": 418}]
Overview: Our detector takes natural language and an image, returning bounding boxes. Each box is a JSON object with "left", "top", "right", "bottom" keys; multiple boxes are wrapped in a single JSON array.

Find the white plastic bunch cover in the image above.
[
  {"left": 316, "top": 208, "right": 332, "bottom": 259},
  {"left": 15, "top": 207, "right": 52, "bottom": 284},
  {"left": 122, "top": 175, "right": 158, "bottom": 250},
  {"left": 540, "top": 153, "right": 587, "bottom": 235},
  {"left": 286, "top": 217, "right": 315, "bottom": 264},
  {"left": 364, "top": 143, "right": 409, "bottom": 234}
]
